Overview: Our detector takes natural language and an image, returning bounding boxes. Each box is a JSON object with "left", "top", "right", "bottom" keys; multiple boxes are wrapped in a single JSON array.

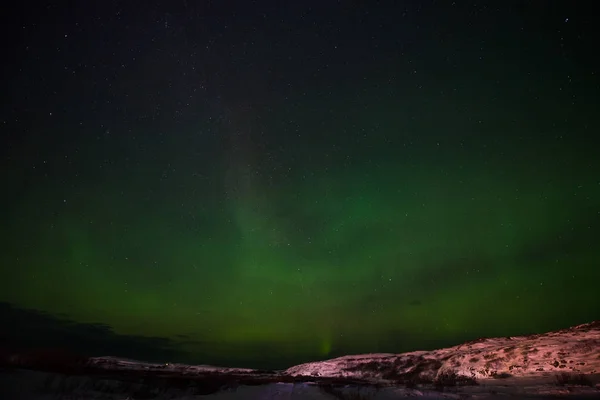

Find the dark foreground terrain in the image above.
[{"left": 1, "top": 321, "right": 599, "bottom": 399}]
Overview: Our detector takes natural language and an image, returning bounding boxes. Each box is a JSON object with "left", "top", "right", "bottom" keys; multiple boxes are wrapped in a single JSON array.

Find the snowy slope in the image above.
[
  {"left": 1, "top": 321, "right": 599, "bottom": 399},
  {"left": 285, "top": 321, "right": 600, "bottom": 384}
]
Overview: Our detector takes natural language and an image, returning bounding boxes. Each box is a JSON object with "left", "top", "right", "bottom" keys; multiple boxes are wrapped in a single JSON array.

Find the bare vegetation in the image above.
[{"left": 555, "top": 372, "right": 593, "bottom": 387}]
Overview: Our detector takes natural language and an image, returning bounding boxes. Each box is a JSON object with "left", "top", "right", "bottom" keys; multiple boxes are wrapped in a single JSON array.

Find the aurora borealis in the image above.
[{"left": 1, "top": 1, "right": 599, "bottom": 369}]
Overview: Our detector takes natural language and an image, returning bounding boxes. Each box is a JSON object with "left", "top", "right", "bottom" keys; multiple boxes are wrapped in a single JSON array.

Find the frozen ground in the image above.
[{"left": 1, "top": 321, "right": 599, "bottom": 399}]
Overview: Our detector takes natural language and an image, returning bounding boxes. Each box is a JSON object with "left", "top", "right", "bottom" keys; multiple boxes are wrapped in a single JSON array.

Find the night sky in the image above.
[{"left": 1, "top": 1, "right": 599, "bottom": 370}]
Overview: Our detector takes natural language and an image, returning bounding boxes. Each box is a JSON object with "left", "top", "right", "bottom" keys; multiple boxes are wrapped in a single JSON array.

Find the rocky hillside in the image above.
[
  {"left": 285, "top": 321, "right": 600, "bottom": 386},
  {"left": 1, "top": 321, "right": 599, "bottom": 399}
]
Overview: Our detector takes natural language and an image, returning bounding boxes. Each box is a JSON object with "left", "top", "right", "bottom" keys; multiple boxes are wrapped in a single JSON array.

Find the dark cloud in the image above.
[
  {"left": 0, "top": 302, "right": 184, "bottom": 363},
  {"left": 409, "top": 254, "right": 499, "bottom": 292},
  {"left": 174, "top": 334, "right": 191, "bottom": 340}
]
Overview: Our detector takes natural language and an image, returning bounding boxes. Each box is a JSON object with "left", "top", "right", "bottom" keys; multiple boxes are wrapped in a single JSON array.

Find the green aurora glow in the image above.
[{"left": 1, "top": 1, "right": 598, "bottom": 369}]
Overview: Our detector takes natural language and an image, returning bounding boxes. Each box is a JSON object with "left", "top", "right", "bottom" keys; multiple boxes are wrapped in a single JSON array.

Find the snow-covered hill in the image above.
[
  {"left": 1, "top": 321, "right": 599, "bottom": 399},
  {"left": 285, "top": 321, "right": 600, "bottom": 384}
]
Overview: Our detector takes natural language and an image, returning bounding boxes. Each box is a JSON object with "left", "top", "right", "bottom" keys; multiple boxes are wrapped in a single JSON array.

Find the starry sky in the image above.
[{"left": 1, "top": 1, "right": 599, "bottom": 370}]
